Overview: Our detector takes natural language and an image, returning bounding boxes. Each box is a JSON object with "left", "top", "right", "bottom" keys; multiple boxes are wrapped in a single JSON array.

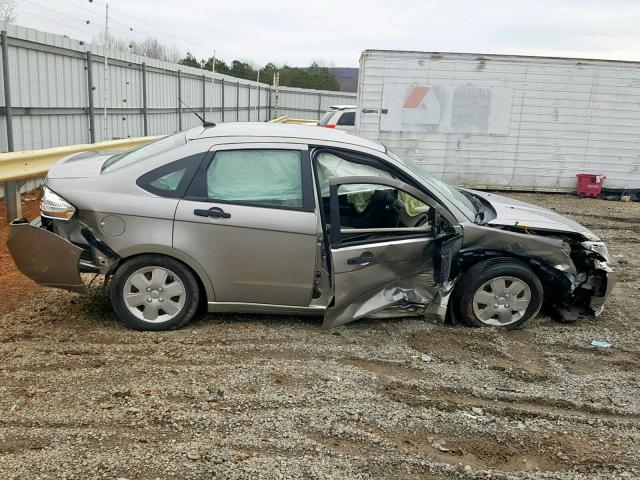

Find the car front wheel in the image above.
[
  {"left": 455, "top": 258, "right": 543, "bottom": 329},
  {"left": 110, "top": 255, "right": 200, "bottom": 331}
]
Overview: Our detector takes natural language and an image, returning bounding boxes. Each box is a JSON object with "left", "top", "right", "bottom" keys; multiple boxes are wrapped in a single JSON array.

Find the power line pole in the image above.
[{"left": 103, "top": 3, "right": 109, "bottom": 141}]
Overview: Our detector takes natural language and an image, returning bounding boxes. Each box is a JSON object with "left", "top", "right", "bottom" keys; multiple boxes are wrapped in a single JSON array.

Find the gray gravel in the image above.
[{"left": 1, "top": 192, "right": 639, "bottom": 479}]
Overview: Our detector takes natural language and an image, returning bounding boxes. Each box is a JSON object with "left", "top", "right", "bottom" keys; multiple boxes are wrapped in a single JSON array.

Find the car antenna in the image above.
[{"left": 179, "top": 98, "right": 216, "bottom": 128}]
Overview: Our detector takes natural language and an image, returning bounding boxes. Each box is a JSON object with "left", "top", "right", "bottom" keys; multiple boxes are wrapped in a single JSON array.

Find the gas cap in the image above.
[{"left": 99, "top": 215, "right": 125, "bottom": 237}]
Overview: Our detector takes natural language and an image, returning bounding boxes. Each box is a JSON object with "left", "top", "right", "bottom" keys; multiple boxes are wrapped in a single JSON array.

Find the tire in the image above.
[
  {"left": 454, "top": 258, "right": 543, "bottom": 329},
  {"left": 110, "top": 255, "right": 200, "bottom": 331}
]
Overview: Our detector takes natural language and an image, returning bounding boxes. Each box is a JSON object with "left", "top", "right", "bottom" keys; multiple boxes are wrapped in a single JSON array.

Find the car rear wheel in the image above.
[
  {"left": 111, "top": 255, "right": 200, "bottom": 331},
  {"left": 455, "top": 258, "right": 543, "bottom": 329}
]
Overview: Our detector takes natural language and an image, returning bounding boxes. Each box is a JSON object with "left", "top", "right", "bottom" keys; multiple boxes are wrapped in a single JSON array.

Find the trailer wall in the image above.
[{"left": 357, "top": 50, "right": 640, "bottom": 191}]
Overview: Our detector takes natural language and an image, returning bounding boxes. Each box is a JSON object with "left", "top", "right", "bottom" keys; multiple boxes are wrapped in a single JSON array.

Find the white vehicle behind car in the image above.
[{"left": 318, "top": 105, "right": 356, "bottom": 132}]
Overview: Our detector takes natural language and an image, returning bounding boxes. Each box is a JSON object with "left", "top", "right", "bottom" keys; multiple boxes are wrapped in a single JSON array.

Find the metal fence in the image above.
[{"left": 0, "top": 23, "right": 356, "bottom": 153}]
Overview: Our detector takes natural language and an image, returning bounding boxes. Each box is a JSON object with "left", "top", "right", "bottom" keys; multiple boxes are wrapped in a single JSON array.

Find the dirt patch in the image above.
[
  {"left": 407, "top": 327, "right": 551, "bottom": 380},
  {"left": 0, "top": 192, "right": 43, "bottom": 315},
  {"left": 340, "top": 357, "right": 431, "bottom": 381},
  {"left": 0, "top": 437, "right": 50, "bottom": 454},
  {"left": 389, "top": 429, "right": 633, "bottom": 472},
  {"left": 381, "top": 382, "right": 640, "bottom": 425}
]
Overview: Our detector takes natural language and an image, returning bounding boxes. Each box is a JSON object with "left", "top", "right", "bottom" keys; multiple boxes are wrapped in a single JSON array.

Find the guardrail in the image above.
[
  {"left": 268, "top": 115, "right": 317, "bottom": 126},
  {"left": 1, "top": 136, "right": 161, "bottom": 221}
]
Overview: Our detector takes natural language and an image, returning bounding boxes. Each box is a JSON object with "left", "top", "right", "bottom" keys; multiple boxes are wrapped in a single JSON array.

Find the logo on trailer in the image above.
[{"left": 401, "top": 86, "right": 441, "bottom": 125}]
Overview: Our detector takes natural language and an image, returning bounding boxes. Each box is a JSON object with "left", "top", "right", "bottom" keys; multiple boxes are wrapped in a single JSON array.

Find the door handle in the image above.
[
  {"left": 347, "top": 252, "right": 375, "bottom": 266},
  {"left": 193, "top": 207, "right": 231, "bottom": 219}
]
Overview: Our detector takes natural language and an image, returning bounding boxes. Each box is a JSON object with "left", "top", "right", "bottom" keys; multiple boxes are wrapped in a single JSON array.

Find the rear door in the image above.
[
  {"left": 323, "top": 175, "right": 459, "bottom": 327},
  {"left": 173, "top": 144, "right": 319, "bottom": 306}
]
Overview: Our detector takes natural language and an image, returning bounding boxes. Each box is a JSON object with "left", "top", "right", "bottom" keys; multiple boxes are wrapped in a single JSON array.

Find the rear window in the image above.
[
  {"left": 337, "top": 111, "right": 355, "bottom": 126},
  {"left": 318, "top": 111, "right": 336, "bottom": 127},
  {"left": 102, "top": 133, "right": 185, "bottom": 172},
  {"left": 136, "top": 153, "right": 204, "bottom": 198}
]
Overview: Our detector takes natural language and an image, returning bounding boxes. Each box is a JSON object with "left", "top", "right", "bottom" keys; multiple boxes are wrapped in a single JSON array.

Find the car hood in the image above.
[
  {"left": 469, "top": 190, "right": 600, "bottom": 241},
  {"left": 47, "top": 150, "right": 116, "bottom": 179}
]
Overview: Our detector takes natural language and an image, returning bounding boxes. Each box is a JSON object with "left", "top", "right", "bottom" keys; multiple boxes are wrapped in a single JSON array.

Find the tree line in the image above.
[
  {"left": 96, "top": 32, "right": 341, "bottom": 91},
  {"left": 179, "top": 53, "right": 340, "bottom": 91}
]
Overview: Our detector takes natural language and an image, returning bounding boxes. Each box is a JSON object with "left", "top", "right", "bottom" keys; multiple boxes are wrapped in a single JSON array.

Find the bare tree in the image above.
[
  {"left": 92, "top": 31, "right": 182, "bottom": 63},
  {"left": 164, "top": 44, "right": 182, "bottom": 64},
  {"left": 129, "top": 38, "right": 182, "bottom": 62},
  {"left": 0, "top": 0, "right": 17, "bottom": 23},
  {"left": 94, "top": 31, "right": 128, "bottom": 51}
]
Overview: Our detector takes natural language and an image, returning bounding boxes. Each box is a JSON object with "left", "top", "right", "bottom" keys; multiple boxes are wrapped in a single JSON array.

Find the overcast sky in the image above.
[{"left": 15, "top": 0, "right": 640, "bottom": 67}]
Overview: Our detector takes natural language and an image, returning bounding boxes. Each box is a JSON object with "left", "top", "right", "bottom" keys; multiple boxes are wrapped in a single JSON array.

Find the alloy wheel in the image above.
[
  {"left": 122, "top": 266, "right": 186, "bottom": 323},
  {"left": 471, "top": 275, "right": 532, "bottom": 327}
]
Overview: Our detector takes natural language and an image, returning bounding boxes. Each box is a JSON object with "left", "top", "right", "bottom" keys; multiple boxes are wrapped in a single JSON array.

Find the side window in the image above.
[
  {"left": 206, "top": 149, "right": 304, "bottom": 209},
  {"left": 150, "top": 169, "right": 186, "bottom": 191},
  {"left": 316, "top": 151, "right": 393, "bottom": 198},
  {"left": 337, "top": 111, "right": 355, "bottom": 126},
  {"left": 137, "top": 153, "right": 203, "bottom": 198},
  {"left": 336, "top": 183, "right": 432, "bottom": 232}
]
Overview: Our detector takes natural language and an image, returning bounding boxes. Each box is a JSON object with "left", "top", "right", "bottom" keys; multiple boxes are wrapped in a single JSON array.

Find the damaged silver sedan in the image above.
[{"left": 7, "top": 123, "right": 615, "bottom": 330}]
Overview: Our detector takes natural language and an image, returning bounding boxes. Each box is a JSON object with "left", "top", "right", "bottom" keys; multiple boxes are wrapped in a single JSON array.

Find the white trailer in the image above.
[{"left": 356, "top": 49, "right": 640, "bottom": 192}]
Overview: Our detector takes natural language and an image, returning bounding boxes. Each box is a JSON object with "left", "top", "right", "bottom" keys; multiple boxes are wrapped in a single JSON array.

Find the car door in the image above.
[
  {"left": 173, "top": 144, "right": 319, "bottom": 307},
  {"left": 323, "top": 175, "right": 460, "bottom": 327}
]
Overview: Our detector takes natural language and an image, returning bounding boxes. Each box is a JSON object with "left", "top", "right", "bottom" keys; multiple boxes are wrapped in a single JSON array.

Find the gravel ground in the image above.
[{"left": 1, "top": 192, "right": 639, "bottom": 480}]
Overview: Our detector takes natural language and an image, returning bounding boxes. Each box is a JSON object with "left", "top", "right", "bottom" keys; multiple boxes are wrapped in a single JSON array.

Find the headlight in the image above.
[
  {"left": 40, "top": 186, "right": 76, "bottom": 221},
  {"left": 580, "top": 241, "right": 610, "bottom": 262}
]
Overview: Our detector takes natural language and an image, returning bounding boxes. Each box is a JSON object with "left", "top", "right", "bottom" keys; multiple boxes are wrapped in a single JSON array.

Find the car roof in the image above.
[
  {"left": 186, "top": 122, "right": 385, "bottom": 153},
  {"left": 329, "top": 104, "right": 356, "bottom": 110}
]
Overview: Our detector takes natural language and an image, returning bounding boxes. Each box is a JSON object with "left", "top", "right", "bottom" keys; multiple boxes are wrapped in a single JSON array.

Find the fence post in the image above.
[
  {"left": 85, "top": 51, "right": 95, "bottom": 143},
  {"left": 257, "top": 86, "right": 260, "bottom": 122},
  {"left": 1, "top": 30, "right": 20, "bottom": 221},
  {"left": 247, "top": 83, "right": 251, "bottom": 121},
  {"left": 236, "top": 82, "right": 239, "bottom": 121},
  {"left": 201, "top": 73, "right": 206, "bottom": 121},
  {"left": 273, "top": 71, "right": 279, "bottom": 118},
  {"left": 268, "top": 87, "right": 272, "bottom": 120},
  {"left": 141, "top": 62, "right": 148, "bottom": 136},
  {"left": 221, "top": 79, "right": 225, "bottom": 122},
  {"left": 177, "top": 69, "right": 182, "bottom": 131},
  {"left": 317, "top": 92, "right": 322, "bottom": 119}
]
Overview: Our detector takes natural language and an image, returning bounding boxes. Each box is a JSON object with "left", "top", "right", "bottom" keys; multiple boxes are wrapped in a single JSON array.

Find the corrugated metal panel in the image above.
[
  {"left": 0, "top": 23, "right": 356, "bottom": 158},
  {"left": 357, "top": 50, "right": 640, "bottom": 191},
  {"left": 278, "top": 85, "right": 356, "bottom": 121}
]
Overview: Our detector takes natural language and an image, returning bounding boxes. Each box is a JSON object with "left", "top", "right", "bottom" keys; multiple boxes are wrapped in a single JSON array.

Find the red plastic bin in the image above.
[{"left": 576, "top": 174, "right": 606, "bottom": 198}]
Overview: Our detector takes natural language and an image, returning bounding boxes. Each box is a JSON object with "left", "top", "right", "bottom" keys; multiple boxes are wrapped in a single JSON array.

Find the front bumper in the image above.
[
  {"left": 7, "top": 218, "right": 88, "bottom": 294},
  {"left": 589, "top": 262, "right": 617, "bottom": 316}
]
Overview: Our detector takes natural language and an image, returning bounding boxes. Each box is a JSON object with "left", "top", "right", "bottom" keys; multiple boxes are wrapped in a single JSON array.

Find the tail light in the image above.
[
  {"left": 324, "top": 124, "right": 336, "bottom": 129},
  {"left": 40, "top": 186, "right": 76, "bottom": 221}
]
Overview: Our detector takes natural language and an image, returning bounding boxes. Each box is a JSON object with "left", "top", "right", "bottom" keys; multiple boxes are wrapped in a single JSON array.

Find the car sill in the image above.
[{"left": 207, "top": 302, "right": 325, "bottom": 315}]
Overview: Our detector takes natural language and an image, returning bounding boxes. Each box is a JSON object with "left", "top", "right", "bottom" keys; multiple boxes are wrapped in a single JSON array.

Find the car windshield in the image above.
[
  {"left": 318, "top": 110, "right": 335, "bottom": 126},
  {"left": 102, "top": 133, "right": 185, "bottom": 172},
  {"left": 388, "top": 151, "right": 477, "bottom": 220}
]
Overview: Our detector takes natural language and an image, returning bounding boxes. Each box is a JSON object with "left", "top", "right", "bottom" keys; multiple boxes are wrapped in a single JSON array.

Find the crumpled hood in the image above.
[
  {"left": 469, "top": 190, "right": 600, "bottom": 241},
  {"left": 47, "top": 150, "right": 116, "bottom": 179}
]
